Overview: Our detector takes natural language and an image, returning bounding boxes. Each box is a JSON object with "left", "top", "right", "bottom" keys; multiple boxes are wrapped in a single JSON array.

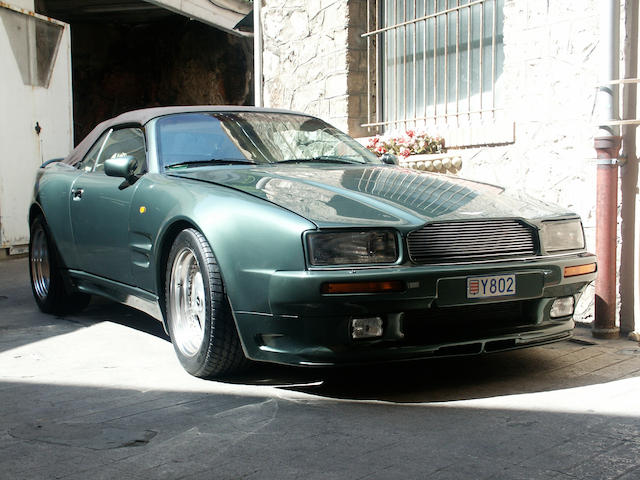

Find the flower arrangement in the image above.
[{"left": 365, "top": 129, "right": 445, "bottom": 158}]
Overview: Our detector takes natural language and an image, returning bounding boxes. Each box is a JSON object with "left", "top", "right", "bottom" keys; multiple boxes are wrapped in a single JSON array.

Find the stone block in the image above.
[
  {"left": 329, "top": 95, "right": 349, "bottom": 117},
  {"left": 328, "top": 114, "right": 349, "bottom": 132},
  {"left": 292, "top": 81, "right": 326, "bottom": 111},
  {"left": 548, "top": 0, "right": 597, "bottom": 21},
  {"left": 326, "top": 73, "right": 349, "bottom": 98},
  {"left": 347, "top": 71, "right": 368, "bottom": 96},
  {"left": 262, "top": 50, "right": 281, "bottom": 76},
  {"left": 525, "top": 0, "right": 549, "bottom": 28}
]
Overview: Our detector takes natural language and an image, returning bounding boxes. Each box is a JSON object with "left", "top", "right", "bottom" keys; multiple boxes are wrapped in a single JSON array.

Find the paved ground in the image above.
[{"left": 1, "top": 257, "right": 640, "bottom": 479}]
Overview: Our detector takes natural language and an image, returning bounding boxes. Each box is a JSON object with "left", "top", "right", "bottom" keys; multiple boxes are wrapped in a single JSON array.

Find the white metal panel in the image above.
[
  {"left": 146, "top": 0, "right": 251, "bottom": 36},
  {"left": 5, "top": 0, "right": 32, "bottom": 9},
  {"left": 0, "top": 3, "right": 73, "bottom": 248}
]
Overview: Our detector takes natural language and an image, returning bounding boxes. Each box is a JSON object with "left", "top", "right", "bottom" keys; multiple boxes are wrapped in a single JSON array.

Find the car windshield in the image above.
[{"left": 156, "top": 112, "right": 381, "bottom": 169}]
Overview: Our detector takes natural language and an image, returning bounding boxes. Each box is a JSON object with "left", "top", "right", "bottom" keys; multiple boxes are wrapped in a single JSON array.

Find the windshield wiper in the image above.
[
  {"left": 278, "top": 155, "right": 362, "bottom": 165},
  {"left": 165, "top": 158, "right": 256, "bottom": 170}
]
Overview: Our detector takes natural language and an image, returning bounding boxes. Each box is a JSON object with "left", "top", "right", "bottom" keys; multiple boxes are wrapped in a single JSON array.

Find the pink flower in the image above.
[
  {"left": 399, "top": 147, "right": 411, "bottom": 158},
  {"left": 375, "top": 145, "right": 387, "bottom": 154},
  {"left": 367, "top": 136, "right": 380, "bottom": 148},
  {"left": 406, "top": 129, "right": 415, "bottom": 138}
]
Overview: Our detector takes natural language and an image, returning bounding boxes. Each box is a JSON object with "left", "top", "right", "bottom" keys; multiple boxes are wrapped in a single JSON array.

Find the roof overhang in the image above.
[
  {"left": 37, "top": 0, "right": 253, "bottom": 36},
  {"left": 146, "top": 0, "right": 252, "bottom": 36}
]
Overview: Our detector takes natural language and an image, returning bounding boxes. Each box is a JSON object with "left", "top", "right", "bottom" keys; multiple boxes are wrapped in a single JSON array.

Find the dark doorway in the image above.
[{"left": 35, "top": 0, "right": 253, "bottom": 143}]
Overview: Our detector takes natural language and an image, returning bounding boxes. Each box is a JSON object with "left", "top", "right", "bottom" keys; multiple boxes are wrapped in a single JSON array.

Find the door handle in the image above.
[{"left": 72, "top": 188, "right": 84, "bottom": 201}]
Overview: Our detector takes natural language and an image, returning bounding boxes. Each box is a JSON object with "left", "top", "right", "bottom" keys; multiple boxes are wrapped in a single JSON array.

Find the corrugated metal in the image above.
[{"left": 407, "top": 219, "right": 537, "bottom": 263}]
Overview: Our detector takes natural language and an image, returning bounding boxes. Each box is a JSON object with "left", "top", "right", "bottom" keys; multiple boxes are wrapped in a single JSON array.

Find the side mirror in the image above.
[
  {"left": 380, "top": 153, "right": 398, "bottom": 165},
  {"left": 104, "top": 155, "right": 137, "bottom": 179}
]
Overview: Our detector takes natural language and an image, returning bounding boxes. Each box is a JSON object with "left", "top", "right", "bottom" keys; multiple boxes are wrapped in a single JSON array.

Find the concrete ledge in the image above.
[
  {"left": 399, "top": 153, "right": 463, "bottom": 174},
  {"left": 0, "top": 245, "right": 28, "bottom": 261}
]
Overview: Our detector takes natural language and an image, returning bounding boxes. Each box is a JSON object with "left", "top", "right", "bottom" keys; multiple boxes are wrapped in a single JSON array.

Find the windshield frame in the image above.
[{"left": 149, "top": 111, "right": 382, "bottom": 172}]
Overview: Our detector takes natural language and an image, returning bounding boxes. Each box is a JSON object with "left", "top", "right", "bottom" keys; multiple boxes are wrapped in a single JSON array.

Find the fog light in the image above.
[
  {"left": 351, "top": 317, "right": 383, "bottom": 339},
  {"left": 550, "top": 296, "right": 575, "bottom": 318}
]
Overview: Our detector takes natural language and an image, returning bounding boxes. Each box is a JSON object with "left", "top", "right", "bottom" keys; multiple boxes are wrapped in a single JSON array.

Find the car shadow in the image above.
[
  {"left": 222, "top": 346, "right": 596, "bottom": 403},
  {"left": 51, "top": 298, "right": 640, "bottom": 404},
  {"left": 79, "top": 297, "right": 170, "bottom": 341}
]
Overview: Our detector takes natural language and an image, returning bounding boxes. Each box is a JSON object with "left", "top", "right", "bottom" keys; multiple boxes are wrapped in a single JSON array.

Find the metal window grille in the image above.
[{"left": 363, "top": 0, "right": 504, "bottom": 132}]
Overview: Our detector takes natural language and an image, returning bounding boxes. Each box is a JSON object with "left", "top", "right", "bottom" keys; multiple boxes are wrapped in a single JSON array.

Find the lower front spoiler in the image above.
[
  {"left": 298, "top": 329, "right": 574, "bottom": 367},
  {"left": 235, "top": 311, "right": 575, "bottom": 367}
]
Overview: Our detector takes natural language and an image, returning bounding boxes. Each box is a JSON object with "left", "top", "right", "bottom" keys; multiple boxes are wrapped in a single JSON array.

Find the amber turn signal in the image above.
[
  {"left": 564, "top": 263, "right": 597, "bottom": 278},
  {"left": 321, "top": 280, "right": 404, "bottom": 294}
]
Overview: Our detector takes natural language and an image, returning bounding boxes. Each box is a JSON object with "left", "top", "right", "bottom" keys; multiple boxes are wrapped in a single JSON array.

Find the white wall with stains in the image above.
[{"left": 0, "top": 3, "right": 73, "bottom": 250}]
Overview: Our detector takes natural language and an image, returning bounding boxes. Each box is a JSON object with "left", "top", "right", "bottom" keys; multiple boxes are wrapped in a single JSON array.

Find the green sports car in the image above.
[{"left": 29, "top": 106, "right": 597, "bottom": 378}]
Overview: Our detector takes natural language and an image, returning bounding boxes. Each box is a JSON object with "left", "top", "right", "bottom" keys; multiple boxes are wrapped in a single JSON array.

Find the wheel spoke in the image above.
[
  {"left": 30, "top": 227, "right": 50, "bottom": 300},
  {"left": 170, "top": 248, "right": 206, "bottom": 358}
]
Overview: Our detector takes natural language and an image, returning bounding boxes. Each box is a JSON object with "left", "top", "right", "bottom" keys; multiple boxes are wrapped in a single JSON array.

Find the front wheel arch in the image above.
[{"left": 164, "top": 228, "right": 248, "bottom": 377}]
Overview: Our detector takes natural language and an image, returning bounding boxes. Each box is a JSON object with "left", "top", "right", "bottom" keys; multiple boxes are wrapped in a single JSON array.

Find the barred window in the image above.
[{"left": 364, "top": 0, "right": 504, "bottom": 133}]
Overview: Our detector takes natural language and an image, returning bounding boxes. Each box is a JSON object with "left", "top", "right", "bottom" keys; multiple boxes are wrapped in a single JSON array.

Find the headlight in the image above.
[
  {"left": 540, "top": 219, "right": 585, "bottom": 252},
  {"left": 306, "top": 230, "right": 399, "bottom": 266}
]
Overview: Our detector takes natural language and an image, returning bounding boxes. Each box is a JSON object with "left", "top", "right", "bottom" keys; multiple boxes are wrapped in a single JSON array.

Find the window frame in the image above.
[{"left": 77, "top": 126, "right": 148, "bottom": 175}]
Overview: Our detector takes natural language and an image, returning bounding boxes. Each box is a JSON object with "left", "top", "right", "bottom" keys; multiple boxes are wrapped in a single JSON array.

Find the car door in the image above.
[{"left": 70, "top": 127, "right": 147, "bottom": 285}]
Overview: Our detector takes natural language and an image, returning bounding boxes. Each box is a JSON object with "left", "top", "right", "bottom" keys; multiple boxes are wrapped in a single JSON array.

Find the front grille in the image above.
[{"left": 407, "top": 219, "right": 537, "bottom": 264}]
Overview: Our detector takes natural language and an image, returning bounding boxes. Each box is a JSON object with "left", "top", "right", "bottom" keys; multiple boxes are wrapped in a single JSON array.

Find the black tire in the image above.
[
  {"left": 29, "top": 215, "right": 91, "bottom": 314},
  {"left": 165, "top": 228, "right": 248, "bottom": 378}
]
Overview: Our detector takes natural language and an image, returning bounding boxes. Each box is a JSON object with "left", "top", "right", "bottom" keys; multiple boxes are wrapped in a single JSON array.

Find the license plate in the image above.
[{"left": 467, "top": 274, "right": 516, "bottom": 298}]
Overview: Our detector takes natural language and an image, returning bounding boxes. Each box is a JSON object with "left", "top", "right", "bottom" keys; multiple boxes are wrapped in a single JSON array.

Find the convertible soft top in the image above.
[{"left": 63, "top": 105, "right": 306, "bottom": 167}]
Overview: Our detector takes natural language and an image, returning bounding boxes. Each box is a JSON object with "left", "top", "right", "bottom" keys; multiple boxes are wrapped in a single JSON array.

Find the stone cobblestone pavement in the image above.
[{"left": 1, "top": 257, "right": 640, "bottom": 479}]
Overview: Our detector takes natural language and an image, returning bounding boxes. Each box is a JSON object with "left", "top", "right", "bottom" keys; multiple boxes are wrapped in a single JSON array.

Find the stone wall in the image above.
[
  {"left": 261, "top": 0, "right": 369, "bottom": 135},
  {"left": 455, "top": 1, "right": 600, "bottom": 323},
  {"left": 460, "top": 1, "right": 599, "bottom": 225}
]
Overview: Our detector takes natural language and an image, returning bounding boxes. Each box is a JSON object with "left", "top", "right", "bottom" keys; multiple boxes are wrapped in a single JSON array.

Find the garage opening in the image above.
[{"left": 34, "top": 0, "right": 253, "bottom": 143}]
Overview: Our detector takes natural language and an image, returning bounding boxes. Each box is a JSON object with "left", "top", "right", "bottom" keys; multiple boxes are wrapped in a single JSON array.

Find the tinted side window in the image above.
[
  {"left": 94, "top": 128, "right": 146, "bottom": 175},
  {"left": 76, "top": 130, "right": 111, "bottom": 172}
]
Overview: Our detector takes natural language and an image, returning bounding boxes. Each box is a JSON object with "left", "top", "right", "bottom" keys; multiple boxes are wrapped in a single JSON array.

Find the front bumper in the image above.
[{"left": 233, "top": 253, "right": 596, "bottom": 366}]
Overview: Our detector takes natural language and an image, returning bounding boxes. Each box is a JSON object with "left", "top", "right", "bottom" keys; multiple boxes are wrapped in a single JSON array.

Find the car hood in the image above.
[{"left": 169, "top": 165, "right": 575, "bottom": 228}]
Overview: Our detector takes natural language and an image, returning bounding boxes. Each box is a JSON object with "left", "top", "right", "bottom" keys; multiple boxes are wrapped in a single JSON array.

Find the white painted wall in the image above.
[{"left": 0, "top": 4, "right": 73, "bottom": 249}]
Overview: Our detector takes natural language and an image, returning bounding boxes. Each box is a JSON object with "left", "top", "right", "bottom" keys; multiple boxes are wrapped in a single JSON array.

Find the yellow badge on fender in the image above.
[{"left": 139, "top": 206, "right": 146, "bottom": 214}]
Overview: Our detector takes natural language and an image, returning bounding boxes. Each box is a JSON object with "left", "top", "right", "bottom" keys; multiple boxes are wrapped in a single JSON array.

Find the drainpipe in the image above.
[
  {"left": 254, "top": 0, "right": 263, "bottom": 107},
  {"left": 593, "top": 0, "right": 621, "bottom": 339},
  {"left": 620, "top": 0, "right": 639, "bottom": 337}
]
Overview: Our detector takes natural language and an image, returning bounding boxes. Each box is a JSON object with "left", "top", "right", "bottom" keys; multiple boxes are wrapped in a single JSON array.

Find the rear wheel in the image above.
[
  {"left": 29, "top": 215, "right": 90, "bottom": 314},
  {"left": 165, "top": 228, "right": 247, "bottom": 378}
]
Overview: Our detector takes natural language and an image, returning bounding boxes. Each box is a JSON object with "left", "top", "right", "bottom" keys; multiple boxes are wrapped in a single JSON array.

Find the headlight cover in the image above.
[
  {"left": 540, "top": 219, "right": 585, "bottom": 253},
  {"left": 306, "top": 230, "right": 399, "bottom": 266}
]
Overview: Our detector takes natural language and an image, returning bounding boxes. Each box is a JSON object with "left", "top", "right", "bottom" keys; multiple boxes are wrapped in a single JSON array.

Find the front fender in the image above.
[{"left": 129, "top": 174, "right": 315, "bottom": 315}]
